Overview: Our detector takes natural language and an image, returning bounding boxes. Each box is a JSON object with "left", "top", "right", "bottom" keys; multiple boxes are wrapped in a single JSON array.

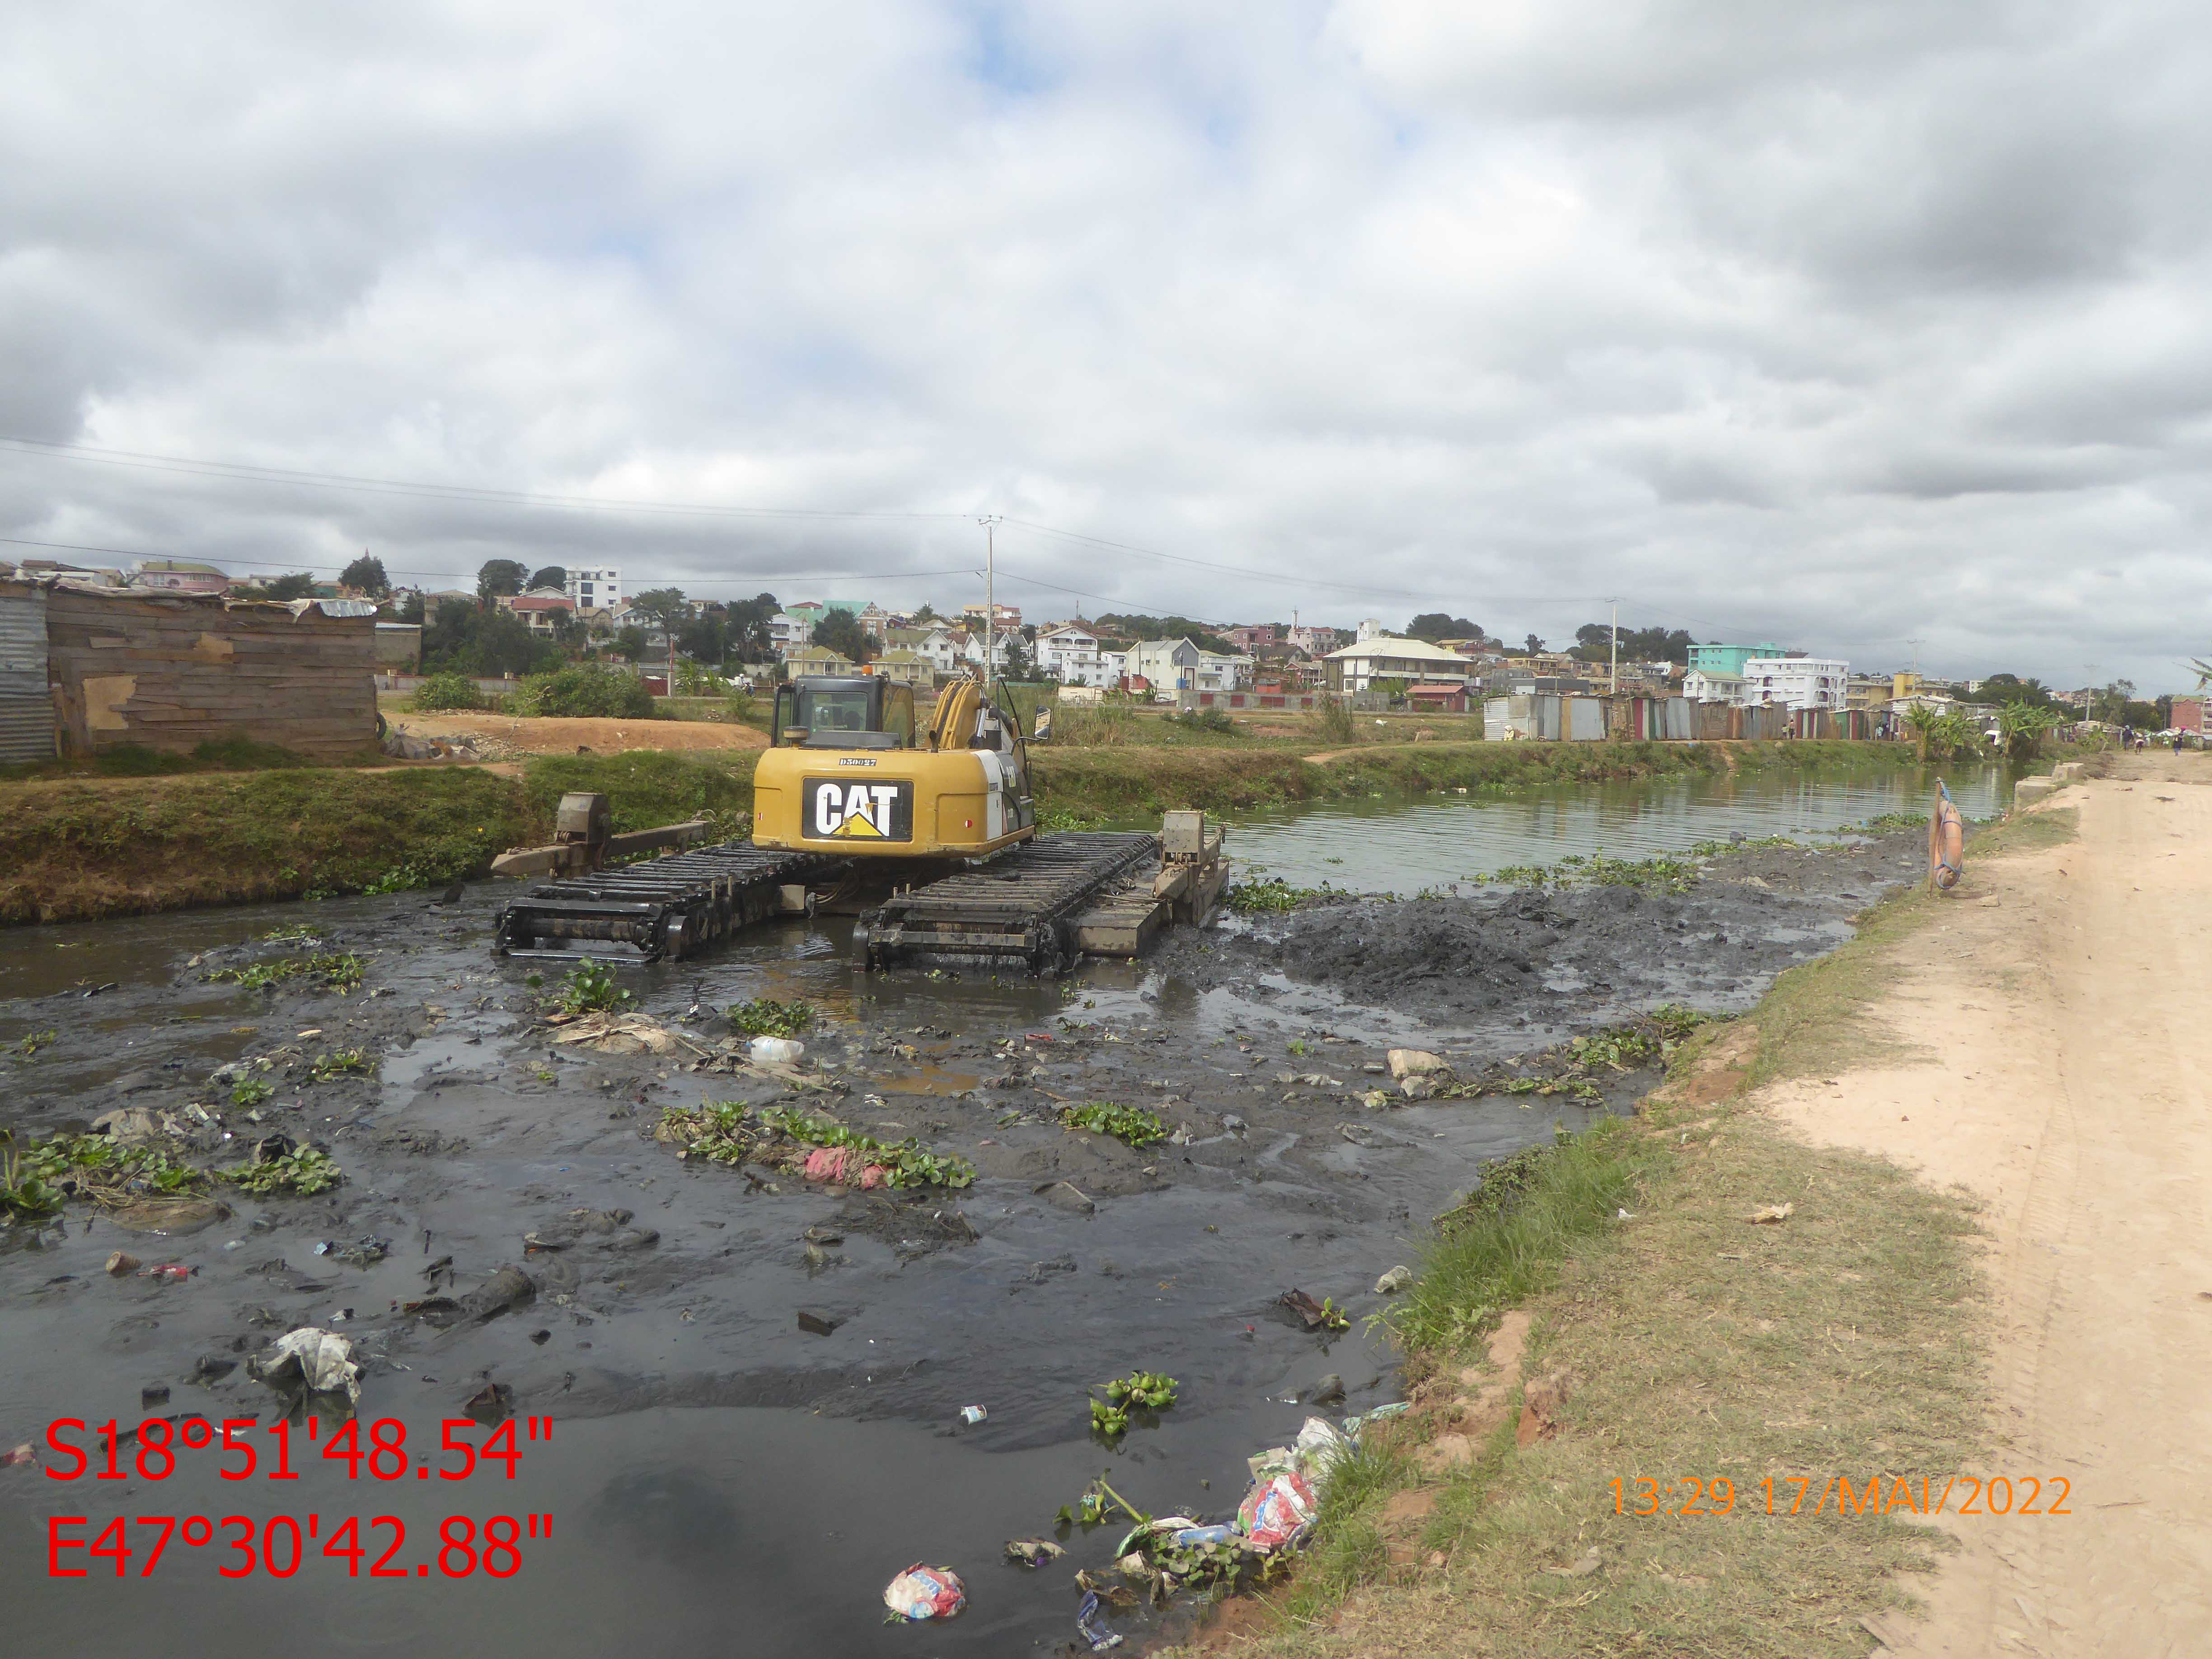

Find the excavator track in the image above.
[
  {"left": 493, "top": 843, "right": 846, "bottom": 963},
  {"left": 855, "top": 831, "right": 1161, "bottom": 976}
]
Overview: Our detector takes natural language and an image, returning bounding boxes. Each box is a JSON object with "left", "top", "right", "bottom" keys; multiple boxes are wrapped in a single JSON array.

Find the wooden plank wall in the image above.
[{"left": 44, "top": 586, "right": 378, "bottom": 762}]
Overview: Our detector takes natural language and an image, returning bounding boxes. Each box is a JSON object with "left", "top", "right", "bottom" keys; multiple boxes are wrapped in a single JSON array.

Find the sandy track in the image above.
[
  {"left": 1765, "top": 755, "right": 2212, "bottom": 1657},
  {"left": 388, "top": 711, "right": 767, "bottom": 754}
]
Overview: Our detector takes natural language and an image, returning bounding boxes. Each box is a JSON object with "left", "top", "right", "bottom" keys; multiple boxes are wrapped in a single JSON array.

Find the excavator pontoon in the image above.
[{"left": 491, "top": 672, "right": 1225, "bottom": 972}]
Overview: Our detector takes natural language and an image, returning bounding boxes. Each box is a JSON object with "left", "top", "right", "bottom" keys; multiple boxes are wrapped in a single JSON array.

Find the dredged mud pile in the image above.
[{"left": 1161, "top": 831, "right": 1927, "bottom": 1027}]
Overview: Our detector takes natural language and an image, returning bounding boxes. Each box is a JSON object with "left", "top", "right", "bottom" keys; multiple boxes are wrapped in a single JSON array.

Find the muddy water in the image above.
[
  {"left": 0, "top": 798, "right": 1931, "bottom": 1657},
  {"left": 1228, "top": 762, "right": 2009, "bottom": 894}
]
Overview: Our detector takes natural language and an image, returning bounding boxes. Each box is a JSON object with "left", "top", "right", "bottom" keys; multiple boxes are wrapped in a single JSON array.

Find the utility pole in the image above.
[
  {"left": 977, "top": 516, "right": 1001, "bottom": 690},
  {"left": 1608, "top": 598, "right": 1619, "bottom": 695}
]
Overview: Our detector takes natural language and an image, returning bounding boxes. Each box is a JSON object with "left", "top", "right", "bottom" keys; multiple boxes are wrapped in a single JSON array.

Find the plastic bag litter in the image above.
[
  {"left": 1236, "top": 1469, "right": 1317, "bottom": 1552},
  {"left": 1004, "top": 1537, "right": 1064, "bottom": 1566},
  {"left": 1341, "top": 1401, "right": 1410, "bottom": 1439},
  {"left": 1077, "top": 1589, "right": 1124, "bottom": 1651},
  {"left": 882, "top": 1562, "right": 965, "bottom": 1620},
  {"left": 1294, "top": 1417, "right": 1353, "bottom": 1483},
  {"left": 1170, "top": 1524, "right": 1235, "bottom": 1548},
  {"left": 247, "top": 1327, "right": 360, "bottom": 1403},
  {"left": 801, "top": 1146, "right": 889, "bottom": 1189}
]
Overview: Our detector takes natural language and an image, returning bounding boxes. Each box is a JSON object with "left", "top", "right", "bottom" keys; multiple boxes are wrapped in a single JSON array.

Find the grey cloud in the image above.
[{"left": 0, "top": 0, "right": 2206, "bottom": 687}]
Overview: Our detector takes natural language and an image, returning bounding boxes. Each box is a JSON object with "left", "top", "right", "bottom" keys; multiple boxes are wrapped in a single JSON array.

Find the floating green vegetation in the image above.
[
  {"left": 229, "top": 1074, "right": 274, "bottom": 1108},
  {"left": 226, "top": 1145, "right": 344, "bottom": 1196},
  {"left": 1473, "top": 852, "right": 1703, "bottom": 894},
  {"left": 1056, "top": 1101, "right": 1167, "bottom": 1149},
  {"left": 306, "top": 1048, "right": 376, "bottom": 1082},
  {"left": 1844, "top": 810, "right": 1926, "bottom": 834},
  {"left": 207, "top": 951, "right": 366, "bottom": 994},
  {"left": 655, "top": 1101, "right": 975, "bottom": 1190},
  {"left": 552, "top": 960, "right": 631, "bottom": 1017},
  {"left": 1090, "top": 1370, "right": 1179, "bottom": 1439},
  {"left": 726, "top": 997, "right": 815, "bottom": 1038},
  {"left": 1687, "top": 834, "right": 1803, "bottom": 857},
  {"left": 0, "top": 1132, "right": 61, "bottom": 1218},
  {"left": 1445, "top": 1006, "right": 1709, "bottom": 1104},
  {"left": 11, "top": 1029, "right": 58, "bottom": 1059},
  {"left": 1223, "top": 877, "right": 1332, "bottom": 914},
  {"left": 5, "top": 1131, "right": 209, "bottom": 1214}
]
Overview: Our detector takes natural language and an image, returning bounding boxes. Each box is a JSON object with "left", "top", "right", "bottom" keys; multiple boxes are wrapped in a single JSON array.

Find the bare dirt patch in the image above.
[{"left": 389, "top": 711, "right": 768, "bottom": 755}]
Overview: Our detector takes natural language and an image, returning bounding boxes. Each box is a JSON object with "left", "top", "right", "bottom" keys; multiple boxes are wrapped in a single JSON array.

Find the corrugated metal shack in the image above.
[
  {"left": 1485, "top": 694, "right": 1813, "bottom": 743},
  {"left": 1482, "top": 694, "right": 1614, "bottom": 741},
  {"left": 9, "top": 579, "right": 379, "bottom": 762},
  {"left": 0, "top": 584, "right": 53, "bottom": 762}
]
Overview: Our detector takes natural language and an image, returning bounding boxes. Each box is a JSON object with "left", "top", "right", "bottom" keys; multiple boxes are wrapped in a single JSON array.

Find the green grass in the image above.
[
  {"left": 1031, "top": 740, "right": 1918, "bottom": 826},
  {"left": 1384, "top": 1122, "right": 1650, "bottom": 1366},
  {"left": 520, "top": 750, "right": 755, "bottom": 834},
  {"left": 0, "top": 768, "right": 531, "bottom": 923},
  {"left": 0, "top": 735, "right": 380, "bottom": 783}
]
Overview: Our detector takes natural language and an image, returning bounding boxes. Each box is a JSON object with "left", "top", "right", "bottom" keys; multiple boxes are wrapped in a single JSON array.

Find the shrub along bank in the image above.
[{"left": 0, "top": 738, "right": 1921, "bottom": 925}]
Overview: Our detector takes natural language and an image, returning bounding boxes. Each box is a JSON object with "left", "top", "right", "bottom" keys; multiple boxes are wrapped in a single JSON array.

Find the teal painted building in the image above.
[{"left": 1687, "top": 642, "right": 1784, "bottom": 676}]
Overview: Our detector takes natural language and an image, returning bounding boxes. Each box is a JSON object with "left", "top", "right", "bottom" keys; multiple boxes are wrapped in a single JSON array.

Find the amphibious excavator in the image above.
[{"left": 491, "top": 673, "right": 1225, "bottom": 972}]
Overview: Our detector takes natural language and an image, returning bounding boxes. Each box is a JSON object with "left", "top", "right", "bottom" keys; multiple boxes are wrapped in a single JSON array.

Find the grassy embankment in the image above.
[
  {"left": 1033, "top": 737, "right": 1918, "bottom": 825},
  {"left": 0, "top": 735, "right": 1919, "bottom": 925},
  {"left": 1170, "top": 806, "right": 2078, "bottom": 1659},
  {"left": 0, "top": 752, "right": 754, "bottom": 925}
]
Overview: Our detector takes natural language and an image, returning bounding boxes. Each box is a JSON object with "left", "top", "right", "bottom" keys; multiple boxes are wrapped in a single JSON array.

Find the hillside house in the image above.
[
  {"left": 1323, "top": 637, "right": 1477, "bottom": 694},
  {"left": 1035, "top": 623, "right": 1110, "bottom": 687},
  {"left": 133, "top": 559, "right": 229, "bottom": 595}
]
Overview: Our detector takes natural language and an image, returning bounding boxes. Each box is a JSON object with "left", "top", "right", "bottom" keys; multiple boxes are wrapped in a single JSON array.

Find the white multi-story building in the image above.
[
  {"left": 1742, "top": 657, "right": 1848, "bottom": 712},
  {"left": 767, "top": 612, "right": 811, "bottom": 656},
  {"left": 962, "top": 630, "right": 1015, "bottom": 672},
  {"left": 1194, "top": 650, "right": 1256, "bottom": 690},
  {"left": 1035, "top": 624, "right": 1111, "bottom": 688},
  {"left": 565, "top": 566, "right": 623, "bottom": 612}
]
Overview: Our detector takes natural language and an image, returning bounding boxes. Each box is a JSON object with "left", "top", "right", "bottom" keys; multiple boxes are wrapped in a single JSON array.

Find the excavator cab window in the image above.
[
  {"left": 774, "top": 677, "right": 909, "bottom": 749},
  {"left": 885, "top": 683, "right": 916, "bottom": 748}
]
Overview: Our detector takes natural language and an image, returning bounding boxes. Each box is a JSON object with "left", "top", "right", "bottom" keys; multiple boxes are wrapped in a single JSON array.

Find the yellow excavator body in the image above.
[{"left": 750, "top": 673, "right": 1038, "bottom": 858}]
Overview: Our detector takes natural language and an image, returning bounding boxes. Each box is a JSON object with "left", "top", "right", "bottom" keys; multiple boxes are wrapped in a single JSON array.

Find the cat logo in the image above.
[{"left": 804, "top": 778, "right": 914, "bottom": 842}]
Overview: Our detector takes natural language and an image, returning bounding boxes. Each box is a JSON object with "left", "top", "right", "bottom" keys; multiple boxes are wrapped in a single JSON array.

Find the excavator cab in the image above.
[
  {"left": 752, "top": 674, "right": 1036, "bottom": 857},
  {"left": 771, "top": 677, "right": 917, "bottom": 750}
]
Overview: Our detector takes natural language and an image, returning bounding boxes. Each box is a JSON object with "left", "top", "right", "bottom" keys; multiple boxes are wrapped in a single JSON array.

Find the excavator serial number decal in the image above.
[{"left": 805, "top": 779, "right": 914, "bottom": 842}]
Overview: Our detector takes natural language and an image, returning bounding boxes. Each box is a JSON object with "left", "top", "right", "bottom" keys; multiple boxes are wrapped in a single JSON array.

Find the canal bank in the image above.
[{"left": 0, "top": 739, "right": 1928, "bottom": 926}]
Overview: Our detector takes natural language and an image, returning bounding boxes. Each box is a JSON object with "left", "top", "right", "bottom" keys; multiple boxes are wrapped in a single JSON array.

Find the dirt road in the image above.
[
  {"left": 387, "top": 710, "right": 767, "bottom": 755},
  {"left": 1766, "top": 754, "right": 2212, "bottom": 1656}
]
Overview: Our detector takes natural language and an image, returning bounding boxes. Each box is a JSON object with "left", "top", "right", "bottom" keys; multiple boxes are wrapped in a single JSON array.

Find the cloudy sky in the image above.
[{"left": 3, "top": 0, "right": 2209, "bottom": 689}]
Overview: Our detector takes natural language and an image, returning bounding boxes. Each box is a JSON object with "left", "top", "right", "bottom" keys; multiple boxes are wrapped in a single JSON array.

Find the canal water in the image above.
[
  {"left": 1226, "top": 763, "right": 2010, "bottom": 894},
  {"left": 0, "top": 764, "right": 1978, "bottom": 1657}
]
